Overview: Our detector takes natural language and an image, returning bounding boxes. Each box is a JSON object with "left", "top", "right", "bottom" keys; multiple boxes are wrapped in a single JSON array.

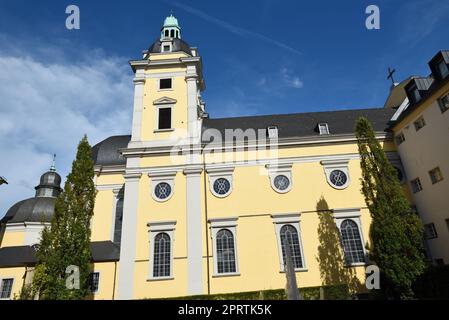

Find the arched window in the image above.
[
  {"left": 165, "top": 30, "right": 169, "bottom": 37},
  {"left": 153, "top": 232, "right": 171, "bottom": 277},
  {"left": 340, "top": 219, "right": 365, "bottom": 264},
  {"left": 280, "top": 225, "right": 303, "bottom": 269},
  {"left": 176, "top": 30, "right": 179, "bottom": 38},
  {"left": 216, "top": 229, "right": 236, "bottom": 274},
  {"left": 170, "top": 29, "right": 175, "bottom": 37},
  {"left": 113, "top": 197, "right": 123, "bottom": 243}
]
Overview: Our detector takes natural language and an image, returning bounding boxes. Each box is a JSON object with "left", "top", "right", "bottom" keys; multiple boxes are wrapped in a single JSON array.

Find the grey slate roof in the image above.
[
  {"left": 92, "top": 135, "right": 130, "bottom": 166},
  {"left": 0, "top": 241, "right": 120, "bottom": 267},
  {"left": 91, "top": 108, "right": 395, "bottom": 167},
  {"left": 0, "top": 245, "right": 37, "bottom": 267},
  {"left": 202, "top": 108, "right": 395, "bottom": 141},
  {"left": 1, "top": 197, "right": 56, "bottom": 224},
  {"left": 148, "top": 38, "right": 192, "bottom": 55}
]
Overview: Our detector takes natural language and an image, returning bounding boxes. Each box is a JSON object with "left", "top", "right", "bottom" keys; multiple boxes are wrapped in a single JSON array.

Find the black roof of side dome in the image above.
[{"left": 148, "top": 38, "right": 192, "bottom": 55}]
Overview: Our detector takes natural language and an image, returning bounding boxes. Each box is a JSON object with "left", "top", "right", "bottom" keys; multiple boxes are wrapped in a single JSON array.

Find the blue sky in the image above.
[{"left": 0, "top": 0, "right": 448, "bottom": 215}]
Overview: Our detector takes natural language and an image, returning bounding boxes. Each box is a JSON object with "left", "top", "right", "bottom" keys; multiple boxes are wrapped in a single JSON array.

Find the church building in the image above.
[{"left": 0, "top": 14, "right": 447, "bottom": 300}]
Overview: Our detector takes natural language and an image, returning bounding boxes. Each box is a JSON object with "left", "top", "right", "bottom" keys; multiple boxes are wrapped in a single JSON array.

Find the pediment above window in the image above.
[{"left": 153, "top": 97, "right": 177, "bottom": 105}]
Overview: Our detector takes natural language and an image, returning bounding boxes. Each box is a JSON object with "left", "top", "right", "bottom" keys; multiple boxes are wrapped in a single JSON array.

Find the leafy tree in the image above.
[
  {"left": 32, "top": 135, "right": 96, "bottom": 299},
  {"left": 355, "top": 117, "right": 426, "bottom": 299}
]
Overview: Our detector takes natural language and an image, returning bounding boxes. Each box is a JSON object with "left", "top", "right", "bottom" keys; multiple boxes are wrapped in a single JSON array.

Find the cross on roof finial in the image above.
[
  {"left": 50, "top": 154, "right": 56, "bottom": 172},
  {"left": 387, "top": 67, "right": 396, "bottom": 85}
]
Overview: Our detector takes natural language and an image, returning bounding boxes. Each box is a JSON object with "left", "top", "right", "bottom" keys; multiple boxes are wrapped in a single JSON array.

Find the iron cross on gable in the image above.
[{"left": 387, "top": 67, "right": 396, "bottom": 85}]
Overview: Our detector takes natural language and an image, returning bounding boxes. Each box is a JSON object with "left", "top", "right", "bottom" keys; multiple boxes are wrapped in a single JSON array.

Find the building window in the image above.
[
  {"left": 409, "top": 84, "right": 421, "bottom": 103},
  {"left": 321, "top": 159, "right": 351, "bottom": 190},
  {"left": 340, "top": 219, "right": 366, "bottom": 265},
  {"left": 411, "top": 178, "right": 423, "bottom": 193},
  {"left": 424, "top": 223, "right": 438, "bottom": 239},
  {"left": 155, "top": 182, "right": 172, "bottom": 200},
  {"left": 216, "top": 229, "right": 237, "bottom": 274},
  {"left": 267, "top": 126, "right": 278, "bottom": 139},
  {"left": 318, "top": 123, "right": 330, "bottom": 135},
  {"left": 170, "top": 29, "right": 175, "bottom": 38},
  {"left": 280, "top": 225, "right": 303, "bottom": 269},
  {"left": 266, "top": 163, "right": 293, "bottom": 194},
  {"left": 153, "top": 232, "right": 171, "bottom": 278},
  {"left": 113, "top": 197, "right": 123, "bottom": 243},
  {"left": 445, "top": 218, "right": 449, "bottom": 232},
  {"left": 437, "top": 59, "right": 449, "bottom": 79},
  {"left": 0, "top": 278, "right": 13, "bottom": 299},
  {"left": 158, "top": 107, "right": 172, "bottom": 130},
  {"left": 213, "top": 178, "right": 231, "bottom": 196},
  {"left": 414, "top": 116, "right": 426, "bottom": 131},
  {"left": 209, "top": 218, "right": 239, "bottom": 276},
  {"left": 394, "top": 166, "right": 405, "bottom": 184},
  {"left": 89, "top": 272, "right": 100, "bottom": 293},
  {"left": 330, "top": 170, "right": 348, "bottom": 188},
  {"left": 164, "top": 30, "right": 169, "bottom": 37},
  {"left": 274, "top": 175, "right": 290, "bottom": 192},
  {"left": 159, "top": 78, "right": 172, "bottom": 90},
  {"left": 438, "top": 93, "right": 449, "bottom": 113},
  {"left": 429, "top": 167, "right": 444, "bottom": 184},
  {"left": 148, "top": 221, "right": 176, "bottom": 280},
  {"left": 395, "top": 132, "right": 406, "bottom": 145}
]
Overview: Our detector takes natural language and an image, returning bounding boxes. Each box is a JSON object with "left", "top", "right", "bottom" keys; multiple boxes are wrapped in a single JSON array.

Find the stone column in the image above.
[{"left": 131, "top": 69, "right": 146, "bottom": 142}]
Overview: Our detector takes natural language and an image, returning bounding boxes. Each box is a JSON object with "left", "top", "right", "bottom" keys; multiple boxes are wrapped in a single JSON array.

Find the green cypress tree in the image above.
[
  {"left": 355, "top": 117, "right": 426, "bottom": 299},
  {"left": 33, "top": 135, "right": 96, "bottom": 299}
]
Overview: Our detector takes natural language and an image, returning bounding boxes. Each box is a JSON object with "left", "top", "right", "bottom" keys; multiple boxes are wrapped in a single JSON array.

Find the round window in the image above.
[
  {"left": 155, "top": 182, "right": 172, "bottom": 200},
  {"left": 213, "top": 178, "right": 231, "bottom": 196},
  {"left": 273, "top": 175, "right": 290, "bottom": 191},
  {"left": 329, "top": 170, "right": 348, "bottom": 187}
]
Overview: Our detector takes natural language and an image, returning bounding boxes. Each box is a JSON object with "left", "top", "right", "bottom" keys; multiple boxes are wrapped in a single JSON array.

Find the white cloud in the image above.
[
  {"left": 0, "top": 41, "right": 133, "bottom": 217},
  {"left": 281, "top": 67, "right": 304, "bottom": 89}
]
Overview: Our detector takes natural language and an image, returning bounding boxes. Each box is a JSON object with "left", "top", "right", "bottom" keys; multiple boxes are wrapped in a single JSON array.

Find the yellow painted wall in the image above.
[
  {"left": 1, "top": 230, "right": 25, "bottom": 247},
  {"left": 92, "top": 262, "right": 118, "bottom": 300},
  {"left": 0, "top": 267, "right": 26, "bottom": 299}
]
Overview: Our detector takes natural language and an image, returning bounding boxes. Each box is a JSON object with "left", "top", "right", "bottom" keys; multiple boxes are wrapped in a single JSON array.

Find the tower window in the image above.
[
  {"left": 158, "top": 108, "right": 172, "bottom": 130},
  {"left": 164, "top": 30, "right": 169, "bottom": 37},
  {"left": 437, "top": 59, "right": 449, "bottom": 79},
  {"left": 176, "top": 30, "right": 179, "bottom": 38},
  {"left": 163, "top": 45, "right": 171, "bottom": 52},
  {"left": 159, "top": 78, "right": 172, "bottom": 90},
  {"left": 170, "top": 29, "right": 175, "bottom": 37}
]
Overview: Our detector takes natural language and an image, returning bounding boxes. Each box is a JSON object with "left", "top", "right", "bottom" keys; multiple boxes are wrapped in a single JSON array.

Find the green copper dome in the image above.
[
  {"left": 161, "top": 13, "right": 182, "bottom": 40},
  {"left": 163, "top": 14, "right": 180, "bottom": 29}
]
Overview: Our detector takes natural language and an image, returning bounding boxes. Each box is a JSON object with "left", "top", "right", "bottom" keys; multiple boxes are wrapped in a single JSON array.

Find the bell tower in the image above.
[{"left": 127, "top": 13, "right": 206, "bottom": 148}]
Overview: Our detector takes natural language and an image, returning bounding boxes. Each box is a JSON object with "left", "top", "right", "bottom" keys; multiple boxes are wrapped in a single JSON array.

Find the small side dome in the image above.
[
  {"left": 163, "top": 14, "right": 180, "bottom": 28},
  {"left": 160, "top": 13, "right": 182, "bottom": 40},
  {"left": 35, "top": 170, "right": 62, "bottom": 198}
]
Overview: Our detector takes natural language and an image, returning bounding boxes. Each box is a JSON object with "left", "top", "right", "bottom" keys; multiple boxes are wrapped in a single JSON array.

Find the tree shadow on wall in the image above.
[{"left": 316, "top": 196, "right": 362, "bottom": 298}]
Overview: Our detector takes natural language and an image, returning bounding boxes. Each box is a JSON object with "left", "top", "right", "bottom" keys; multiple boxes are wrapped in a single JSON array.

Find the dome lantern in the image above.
[{"left": 160, "top": 13, "right": 181, "bottom": 40}]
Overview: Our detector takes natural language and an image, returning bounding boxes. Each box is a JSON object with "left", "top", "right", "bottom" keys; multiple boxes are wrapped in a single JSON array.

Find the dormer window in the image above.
[
  {"left": 437, "top": 59, "right": 449, "bottom": 79},
  {"left": 267, "top": 126, "right": 278, "bottom": 139},
  {"left": 318, "top": 123, "right": 330, "bottom": 135},
  {"left": 408, "top": 84, "right": 421, "bottom": 103}
]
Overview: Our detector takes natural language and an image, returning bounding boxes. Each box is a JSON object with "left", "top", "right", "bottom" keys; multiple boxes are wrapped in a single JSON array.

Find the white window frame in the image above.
[
  {"left": 266, "top": 163, "right": 293, "bottom": 194},
  {"left": 321, "top": 159, "right": 351, "bottom": 190},
  {"left": 333, "top": 208, "right": 367, "bottom": 267},
  {"left": 318, "top": 123, "right": 330, "bottom": 135},
  {"left": 155, "top": 106, "right": 173, "bottom": 132},
  {"left": 158, "top": 77, "right": 173, "bottom": 91},
  {"left": 148, "top": 170, "right": 177, "bottom": 202},
  {"left": 271, "top": 213, "right": 307, "bottom": 272},
  {"left": 429, "top": 167, "right": 443, "bottom": 185},
  {"left": 0, "top": 277, "right": 14, "bottom": 300},
  {"left": 161, "top": 41, "right": 172, "bottom": 53},
  {"left": 267, "top": 126, "right": 278, "bottom": 139},
  {"left": 147, "top": 221, "right": 176, "bottom": 281},
  {"left": 209, "top": 217, "right": 240, "bottom": 277},
  {"left": 207, "top": 167, "right": 234, "bottom": 198}
]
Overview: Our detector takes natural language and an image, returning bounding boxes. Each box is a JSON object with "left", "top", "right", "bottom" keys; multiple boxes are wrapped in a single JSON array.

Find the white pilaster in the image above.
[
  {"left": 117, "top": 171, "right": 141, "bottom": 300},
  {"left": 186, "top": 65, "right": 200, "bottom": 142},
  {"left": 131, "top": 69, "right": 146, "bottom": 142},
  {"left": 183, "top": 166, "right": 204, "bottom": 295}
]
